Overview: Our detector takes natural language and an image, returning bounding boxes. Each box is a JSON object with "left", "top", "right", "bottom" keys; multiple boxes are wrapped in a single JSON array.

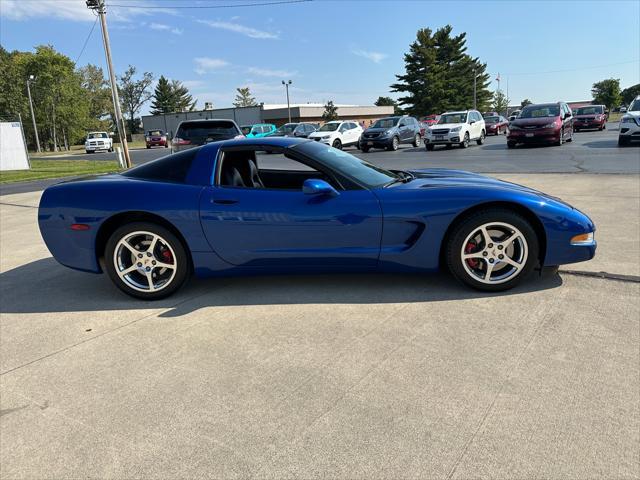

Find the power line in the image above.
[
  {"left": 73, "top": 14, "right": 99, "bottom": 65},
  {"left": 106, "top": 0, "right": 311, "bottom": 8}
]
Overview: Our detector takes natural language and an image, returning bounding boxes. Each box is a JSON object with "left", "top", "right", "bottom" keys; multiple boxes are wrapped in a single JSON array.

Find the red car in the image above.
[
  {"left": 420, "top": 114, "right": 440, "bottom": 126},
  {"left": 484, "top": 115, "right": 509, "bottom": 135},
  {"left": 573, "top": 105, "right": 607, "bottom": 131},
  {"left": 145, "top": 129, "right": 169, "bottom": 148},
  {"left": 482, "top": 111, "right": 500, "bottom": 118},
  {"left": 507, "top": 102, "right": 573, "bottom": 148}
]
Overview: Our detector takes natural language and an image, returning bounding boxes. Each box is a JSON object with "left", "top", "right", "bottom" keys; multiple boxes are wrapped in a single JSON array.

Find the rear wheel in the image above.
[
  {"left": 332, "top": 139, "right": 342, "bottom": 150},
  {"left": 104, "top": 222, "right": 189, "bottom": 300},
  {"left": 446, "top": 209, "right": 539, "bottom": 292},
  {"left": 426, "top": 144, "right": 434, "bottom": 151},
  {"left": 413, "top": 134, "right": 422, "bottom": 147}
]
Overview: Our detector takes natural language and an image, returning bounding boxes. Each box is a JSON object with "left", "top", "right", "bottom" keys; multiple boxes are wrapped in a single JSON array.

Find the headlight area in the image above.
[{"left": 570, "top": 232, "right": 595, "bottom": 246}]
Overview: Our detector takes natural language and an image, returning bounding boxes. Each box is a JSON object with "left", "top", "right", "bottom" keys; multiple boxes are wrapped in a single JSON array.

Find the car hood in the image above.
[
  {"left": 574, "top": 114, "right": 602, "bottom": 118},
  {"left": 511, "top": 117, "right": 559, "bottom": 127},
  {"left": 308, "top": 131, "right": 335, "bottom": 137},
  {"left": 429, "top": 123, "right": 465, "bottom": 129},
  {"left": 364, "top": 127, "right": 395, "bottom": 134}
]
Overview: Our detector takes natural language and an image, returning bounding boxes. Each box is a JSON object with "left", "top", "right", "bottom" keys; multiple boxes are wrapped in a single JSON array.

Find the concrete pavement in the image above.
[{"left": 0, "top": 174, "right": 638, "bottom": 479}]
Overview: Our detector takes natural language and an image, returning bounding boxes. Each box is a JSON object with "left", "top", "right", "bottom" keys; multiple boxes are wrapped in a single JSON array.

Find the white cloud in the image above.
[
  {"left": 0, "top": 0, "right": 177, "bottom": 22},
  {"left": 194, "top": 57, "right": 229, "bottom": 75},
  {"left": 197, "top": 19, "right": 278, "bottom": 39},
  {"left": 149, "top": 22, "right": 182, "bottom": 35},
  {"left": 351, "top": 48, "right": 387, "bottom": 64},
  {"left": 182, "top": 80, "right": 206, "bottom": 90},
  {"left": 247, "top": 67, "right": 297, "bottom": 78}
]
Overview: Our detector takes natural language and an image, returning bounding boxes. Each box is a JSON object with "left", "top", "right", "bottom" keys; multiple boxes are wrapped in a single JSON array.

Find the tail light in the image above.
[
  {"left": 172, "top": 137, "right": 191, "bottom": 145},
  {"left": 234, "top": 134, "right": 245, "bottom": 139}
]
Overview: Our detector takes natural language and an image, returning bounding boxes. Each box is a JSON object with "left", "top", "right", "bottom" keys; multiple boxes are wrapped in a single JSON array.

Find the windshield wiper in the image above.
[{"left": 384, "top": 170, "right": 414, "bottom": 187}]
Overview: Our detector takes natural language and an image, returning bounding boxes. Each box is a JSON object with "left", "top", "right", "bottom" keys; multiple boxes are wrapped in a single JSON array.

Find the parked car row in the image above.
[{"left": 618, "top": 95, "right": 640, "bottom": 146}]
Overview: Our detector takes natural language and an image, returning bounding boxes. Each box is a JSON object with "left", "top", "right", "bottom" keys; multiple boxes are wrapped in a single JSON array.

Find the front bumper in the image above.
[
  {"left": 619, "top": 120, "right": 640, "bottom": 138},
  {"left": 424, "top": 133, "right": 462, "bottom": 144},
  {"left": 361, "top": 136, "right": 392, "bottom": 148},
  {"left": 311, "top": 137, "right": 333, "bottom": 145},
  {"left": 85, "top": 144, "right": 110, "bottom": 151},
  {"left": 508, "top": 128, "right": 560, "bottom": 143},
  {"left": 574, "top": 119, "right": 605, "bottom": 129},
  {"left": 146, "top": 141, "right": 167, "bottom": 147}
]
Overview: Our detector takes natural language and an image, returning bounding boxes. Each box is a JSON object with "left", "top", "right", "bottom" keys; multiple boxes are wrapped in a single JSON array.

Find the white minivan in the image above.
[{"left": 424, "top": 110, "right": 485, "bottom": 151}]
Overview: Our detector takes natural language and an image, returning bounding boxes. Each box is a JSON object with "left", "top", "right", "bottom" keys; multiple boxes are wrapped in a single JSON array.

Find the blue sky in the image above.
[{"left": 1, "top": 0, "right": 639, "bottom": 114}]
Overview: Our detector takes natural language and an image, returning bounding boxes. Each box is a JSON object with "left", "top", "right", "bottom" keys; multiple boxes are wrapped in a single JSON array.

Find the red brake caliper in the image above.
[
  {"left": 161, "top": 248, "right": 173, "bottom": 263},
  {"left": 465, "top": 241, "right": 479, "bottom": 269}
]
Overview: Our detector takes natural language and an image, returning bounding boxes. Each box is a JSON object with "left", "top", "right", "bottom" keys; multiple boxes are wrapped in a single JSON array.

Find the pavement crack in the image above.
[
  {"left": 0, "top": 202, "right": 38, "bottom": 209},
  {"left": 559, "top": 269, "right": 640, "bottom": 283}
]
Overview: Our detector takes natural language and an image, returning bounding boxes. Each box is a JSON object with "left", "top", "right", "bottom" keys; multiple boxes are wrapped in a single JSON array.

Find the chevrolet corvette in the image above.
[{"left": 38, "top": 137, "right": 596, "bottom": 299}]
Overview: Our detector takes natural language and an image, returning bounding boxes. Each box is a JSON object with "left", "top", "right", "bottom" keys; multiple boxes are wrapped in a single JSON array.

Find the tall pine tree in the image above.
[
  {"left": 233, "top": 87, "right": 257, "bottom": 107},
  {"left": 150, "top": 76, "right": 196, "bottom": 114},
  {"left": 390, "top": 25, "right": 492, "bottom": 115}
]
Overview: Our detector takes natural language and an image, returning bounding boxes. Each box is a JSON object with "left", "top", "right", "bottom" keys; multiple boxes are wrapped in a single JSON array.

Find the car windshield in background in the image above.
[
  {"left": 177, "top": 121, "right": 239, "bottom": 142},
  {"left": 147, "top": 130, "right": 163, "bottom": 136},
  {"left": 485, "top": 116, "right": 499, "bottom": 124},
  {"left": 628, "top": 99, "right": 640, "bottom": 112},
  {"left": 318, "top": 123, "right": 340, "bottom": 132},
  {"left": 278, "top": 124, "right": 297, "bottom": 133},
  {"left": 88, "top": 133, "right": 108, "bottom": 139},
  {"left": 438, "top": 114, "right": 466, "bottom": 124},
  {"left": 372, "top": 117, "right": 399, "bottom": 129},
  {"left": 575, "top": 106, "right": 603, "bottom": 115},
  {"left": 520, "top": 105, "right": 560, "bottom": 118},
  {"left": 293, "top": 141, "right": 399, "bottom": 188},
  {"left": 240, "top": 126, "right": 252, "bottom": 135}
]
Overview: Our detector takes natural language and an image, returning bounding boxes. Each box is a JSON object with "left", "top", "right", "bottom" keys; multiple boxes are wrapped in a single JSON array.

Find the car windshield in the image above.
[
  {"left": 240, "top": 126, "right": 252, "bottom": 135},
  {"left": 318, "top": 123, "right": 340, "bottom": 132},
  {"left": 575, "top": 106, "right": 603, "bottom": 115},
  {"left": 277, "top": 124, "right": 297, "bottom": 133},
  {"left": 88, "top": 132, "right": 108, "bottom": 139},
  {"left": 147, "top": 130, "right": 163, "bottom": 136},
  {"left": 520, "top": 105, "right": 560, "bottom": 118},
  {"left": 628, "top": 99, "right": 640, "bottom": 112},
  {"left": 293, "top": 141, "right": 399, "bottom": 188},
  {"left": 371, "top": 117, "right": 399, "bottom": 129},
  {"left": 485, "top": 116, "right": 499, "bottom": 124},
  {"left": 438, "top": 113, "right": 466, "bottom": 124},
  {"left": 176, "top": 121, "right": 239, "bottom": 143}
]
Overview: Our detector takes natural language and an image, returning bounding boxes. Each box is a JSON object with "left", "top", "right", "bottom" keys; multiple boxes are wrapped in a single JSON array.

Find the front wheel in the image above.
[
  {"left": 332, "top": 139, "right": 342, "bottom": 150},
  {"left": 388, "top": 136, "right": 399, "bottom": 151},
  {"left": 446, "top": 209, "right": 539, "bottom": 292},
  {"left": 460, "top": 132, "right": 470, "bottom": 148},
  {"left": 425, "top": 144, "right": 434, "bottom": 151},
  {"left": 413, "top": 134, "right": 422, "bottom": 147},
  {"left": 361, "top": 146, "right": 370, "bottom": 153},
  {"left": 104, "top": 222, "right": 189, "bottom": 300},
  {"left": 555, "top": 129, "right": 564, "bottom": 146},
  {"left": 507, "top": 141, "right": 516, "bottom": 149},
  {"left": 476, "top": 130, "right": 485, "bottom": 145},
  {"left": 618, "top": 136, "right": 629, "bottom": 146}
]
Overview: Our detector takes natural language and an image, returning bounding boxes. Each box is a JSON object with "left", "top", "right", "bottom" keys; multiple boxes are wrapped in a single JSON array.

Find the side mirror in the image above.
[
  {"left": 469, "top": 120, "right": 475, "bottom": 125},
  {"left": 302, "top": 179, "right": 338, "bottom": 197}
]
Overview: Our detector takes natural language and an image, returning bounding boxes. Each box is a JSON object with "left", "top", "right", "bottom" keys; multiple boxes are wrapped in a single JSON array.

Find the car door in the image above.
[
  {"left": 199, "top": 147, "right": 383, "bottom": 267},
  {"left": 563, "top": 104, "right": 573, "bottom": 138}
]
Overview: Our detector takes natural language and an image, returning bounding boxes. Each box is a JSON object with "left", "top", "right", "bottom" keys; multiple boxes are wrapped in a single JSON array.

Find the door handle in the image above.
[{"left": 213, "top": 199, "right": 238, "bottom": 205}]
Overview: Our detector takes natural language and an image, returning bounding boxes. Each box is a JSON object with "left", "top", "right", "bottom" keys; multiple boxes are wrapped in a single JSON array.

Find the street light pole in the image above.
[
  {"left": 87, "top": 0, "right": 131, "bottom": 168},
  {"left": 473, "top": 67, "right": 477, "bottom": 110},
  {"left": 282, "top": 80, "right": 292, "bottom": 123},
  {"left": 26, "top": 75, "right": 41, "bottom": 153}
]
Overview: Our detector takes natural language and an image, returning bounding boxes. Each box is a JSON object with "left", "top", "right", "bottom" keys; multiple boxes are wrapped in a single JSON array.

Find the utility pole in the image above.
[
  {"left": 472, "top": 67, "right": 477, "bottom": 110},
  {"left": 86, "top": 0, "right": 131, "bottom": 168},
  {"left": 282, "top": 80, "right": 292, "bottom": 123},
  {"left": 26, "top": 75, "right": 41, "bottom": 153}
]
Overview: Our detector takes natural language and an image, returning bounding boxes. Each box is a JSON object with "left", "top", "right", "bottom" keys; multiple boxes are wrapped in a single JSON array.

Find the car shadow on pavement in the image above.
[
  {"left": 582, "top": 139, "right": 637, "bottom": 148},
  {"left": 0, "top": 257, "right": 563, "bottom": 317}
]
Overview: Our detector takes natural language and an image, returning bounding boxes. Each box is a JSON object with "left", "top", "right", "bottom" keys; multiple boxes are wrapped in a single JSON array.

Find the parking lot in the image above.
[{"left": 1, "top": 127, "right": 639, "bottom": 478}]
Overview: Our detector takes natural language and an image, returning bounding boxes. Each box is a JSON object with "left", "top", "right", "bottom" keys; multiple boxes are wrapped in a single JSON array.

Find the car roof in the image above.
[{"left": 201, "top": 136, "right": 308, "bottom": 152}]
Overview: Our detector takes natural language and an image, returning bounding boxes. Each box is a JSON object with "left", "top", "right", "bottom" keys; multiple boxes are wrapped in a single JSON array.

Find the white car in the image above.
[
  {"left": 424, "top": 110, "right": 486, "bottom": 151},
  {"left": 307, "top": 120, "right": 363, "bottom": 150},
  {"left": 85, "top": 131, "right": 113, "bottom": 153},
  {"left": 508, "top": 110, "right": 521, "bottom": 121},
  {"left": 618, "top": 95, "right": 640, "bottom": 146}
]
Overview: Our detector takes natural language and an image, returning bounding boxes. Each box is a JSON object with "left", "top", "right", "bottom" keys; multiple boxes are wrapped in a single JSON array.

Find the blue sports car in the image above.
[{"left": 38, "top": 137, "right": 596, "bottom": 300}]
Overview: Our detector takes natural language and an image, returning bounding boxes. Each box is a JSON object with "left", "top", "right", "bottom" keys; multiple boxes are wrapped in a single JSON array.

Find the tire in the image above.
[
  {"left": 165, "top": 143, "right": 169, "bottom": 148},
  {"left": 85, "top": 150, "right": 91, "bottom": 154},
  {"left": 618, "top": 136, "right": 629, "bottom": 147},
  {"left": 476, "top": 130, "right": 485, "bottom": 145},
  {"left": 445, "top": 209, "right": 539, "bottom": 292},
  {"left": 425, "top": 144, "right": 434, "bottom": 151},
  {"left": 361, "top": 146, "right": 370, "bottom": 153},
  {"left": 413, "top": 134, "right": 422, "bottom": 148},
  {"left": 146, "top": 145, "right": 151, "bottom": 149},
  {"left": 460, "top": 132, "right": 470, "bottom": 149},
  {"left": 555, "top": 129, "right": 564, "bottom": 146},
  {"left": 507, "top": 141, "right": 516, "bottom": 149},
  {"left": 388, "top": 136, "right": 399, "bottom": 151},
  {"left": 332, "top": 139, "right": 342, "bottom": 150},
  {"left": 566, "top": 129, "right": 573, "bottom": 142},
  {"left": 104, "top": 222, "right": 190, "bottom": 300},
  {"left": 445, "top": 143, "right": 453, "bottom": 149}
]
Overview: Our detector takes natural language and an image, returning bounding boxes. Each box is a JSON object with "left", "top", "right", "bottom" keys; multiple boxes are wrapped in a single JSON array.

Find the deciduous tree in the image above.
[
  {"left": 520, "top": 98, "right": 533, "bottom": 108},
  {"left": 322, "top": 100, "right": 338, "bottom": 121},
  {"left": 118, "top": 65, "right": 154, "bottom": 134},
  {"left": 492, "top": 90, "right": 510, "bottom": 115},
  {"left": 591, "top": 78, "right": 621, "bottom": 110}
]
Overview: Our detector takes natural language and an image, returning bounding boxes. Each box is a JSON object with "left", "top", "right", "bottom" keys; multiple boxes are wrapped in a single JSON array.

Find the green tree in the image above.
[
  {"left": 390, "top": 25, "right": 492, "bottom": 115},
  {"left": 322, "top": 100, "right": 338, "bottom": 121},
  {"left": 118, "top": 65, "right": 154, "bottom": 134},
  {"left": 520, "top": 98, "right": 533, "bottom": 108},
  {"left": 233, "top": 87, "right": 257, "bottom": 107},
  {"left": 492, "top": 90, "right": 510, "bottom": 115},
  {"left": 150, "top": 76, "right": 196, "bottom": 114},
  {"left": 78, "top": 64, "right": 112, "bottom": 131},
  {"left": 591, "top": 78, "right": 621, "bottom": 110},
  {"left": 621, "top": 83, "right": 640, "bottom": 106},
  {"left": 374, "top": 96, "right": 402, "bottom": 114}
]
